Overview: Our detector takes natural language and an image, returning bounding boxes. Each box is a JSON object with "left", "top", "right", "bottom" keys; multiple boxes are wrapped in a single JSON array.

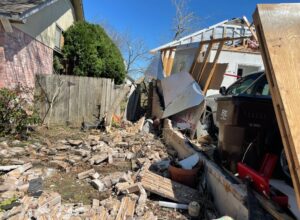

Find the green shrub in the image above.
[
  {"left": 62, "top": 21, "right": 126, "bottom": 84},
  {"left": 53, "top": 55, "right": 64, "bottom": 74},
  {"left": 0, "top": 87, "right": 40, "bottom": 136}
]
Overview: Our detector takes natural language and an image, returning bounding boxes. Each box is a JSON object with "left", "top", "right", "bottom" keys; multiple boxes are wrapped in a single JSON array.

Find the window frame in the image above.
[{"left": 54, "top": 24, "right": 64, "bottom": 51}]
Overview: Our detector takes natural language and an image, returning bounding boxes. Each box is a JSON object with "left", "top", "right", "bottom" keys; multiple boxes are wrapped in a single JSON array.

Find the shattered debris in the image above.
[{"left": 0, "top": 119, "right": 208, "bottom": 219}]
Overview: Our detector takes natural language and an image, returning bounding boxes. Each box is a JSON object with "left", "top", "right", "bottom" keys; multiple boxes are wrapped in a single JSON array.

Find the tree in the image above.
[
  {"left": 100, "top": 22, "right": 150, "bottom": 79},
  {"left": 122, "top": 37, "right": 150, "bottom": 78},
  {"left": 62, "top": 21, "right": 126, "bottom": 84},
  {"left": 172, "top": 0, "right": 200, "bottom": 40}
]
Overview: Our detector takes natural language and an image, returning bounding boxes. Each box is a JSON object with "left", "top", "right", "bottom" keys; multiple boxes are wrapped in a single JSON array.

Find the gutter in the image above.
[{"left": 71, "top": 0, "right": 85, "bottom": 21}]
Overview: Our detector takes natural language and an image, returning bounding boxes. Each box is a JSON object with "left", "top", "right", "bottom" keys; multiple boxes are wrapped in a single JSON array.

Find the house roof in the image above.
[{"left": 0, "top": 0, "right": 84, "bottom": 22}]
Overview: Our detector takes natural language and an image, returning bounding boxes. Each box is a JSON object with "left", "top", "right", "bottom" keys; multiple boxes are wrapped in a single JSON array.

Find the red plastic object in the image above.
[
  {"left": 238, "top": 153, "right": 279, "bottom": 195},
  {"left": 272, "top": 195, "right": 289, "bottom": 208},
  {"left": 259, "top": 153, "right": 278, "bottom": 179},
  {"left": 237, "top": 162, "right": 270, "bottom": 195},
  {"left": 238, "top": 153, "right": 289, "bottom": 208}
]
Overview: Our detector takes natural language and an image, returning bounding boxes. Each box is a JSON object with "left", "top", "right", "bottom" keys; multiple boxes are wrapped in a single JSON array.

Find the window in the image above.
[
  {"left": 227, "top": 78, "right": 254, "bottom": 95},
  {"left": 237, "top": 65, "right": 261, "bottom": 77},
  {"left": 237, "top": 68, "right": 243, "bottom": 77},
  {"left": 55, "top": 25, "right": 63, "bottom": 50},
  {"left": 226, "top": 73, "right": 262, "bottom": 95},
  {"left": 245, "top": 75, "right": 270, "bottom": 96}
]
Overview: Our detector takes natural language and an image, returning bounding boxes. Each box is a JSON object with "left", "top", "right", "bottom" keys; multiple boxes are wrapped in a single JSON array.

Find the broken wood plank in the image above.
[
  {"left": 202, "top": 40, "right": 225, "bottom": 94},
  {"left": 197, "top": 42, "right": 213, "bottom": 83},
  {"left": 115, "top": 197, "right": 136, "bottom": 220},
  {"left": 243, "top": 16, "right": 258, "bottom": 42},
  {"left": 140, "top": 170, "right": 201, "bottom": 204},
  {"left": 165, "top": 49, "right": 175, "bottom": 75},
  {"left": 162, "top": 49, "right": 169, "bottom": 74},
  {"left": 190, "top": 42, "right": 204, "bottom": 78},
  {"left": 253, "top": 3, "right": 300, "bottom": 207}
]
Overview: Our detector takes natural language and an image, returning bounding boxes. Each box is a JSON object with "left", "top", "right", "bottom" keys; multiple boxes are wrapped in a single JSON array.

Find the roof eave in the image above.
[
  {"left": 0, "top": 0, "right": 59, "bottom": 22},
  {"left": 0, "top": 0, "right": 84, "bottom": 23}
]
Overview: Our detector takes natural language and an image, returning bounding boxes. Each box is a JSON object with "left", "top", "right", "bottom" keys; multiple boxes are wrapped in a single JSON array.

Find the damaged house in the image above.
[
  {"left": 149, "top": 18, "right": 264, "bottom": 95},
  {"left": 0, "top": 0, "right": 84, "bottom": 89},
  {"left": 147, "top": 12, "right": 300, "bottom": 219}
]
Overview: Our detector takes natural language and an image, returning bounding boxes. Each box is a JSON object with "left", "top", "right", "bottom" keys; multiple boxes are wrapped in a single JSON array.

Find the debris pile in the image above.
[{"left": 0, "top": 119, "right": 208, "bottom": 219}]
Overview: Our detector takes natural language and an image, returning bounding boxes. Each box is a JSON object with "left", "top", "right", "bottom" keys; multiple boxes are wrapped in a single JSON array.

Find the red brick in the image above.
[{"left": 0, "top": 26, "right": 53, "bottom": 90}]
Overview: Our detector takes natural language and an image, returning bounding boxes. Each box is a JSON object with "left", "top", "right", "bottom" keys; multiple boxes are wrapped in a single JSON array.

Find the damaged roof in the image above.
[
  {"left": 150, "top": 18, "right": 251, "bottom": 53},
  {"left": 0, "top": 0, "right": 84, "bottom": 22}
]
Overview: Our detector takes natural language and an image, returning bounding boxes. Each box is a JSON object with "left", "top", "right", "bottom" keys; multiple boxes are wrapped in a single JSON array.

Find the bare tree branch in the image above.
[
  {"left": 36, "top": 75, "right": 65, "bottom": 125},
  {"left": 100, "top": 22, "right": 150, "bottom": 79},
  {"left": 172, "top": 0, "right": 200, "bottom": 40}
]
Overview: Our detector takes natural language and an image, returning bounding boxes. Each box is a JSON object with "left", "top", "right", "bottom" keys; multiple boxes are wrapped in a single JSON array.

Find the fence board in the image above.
[
  {"left": 69, "top": 76, "right": 80, "bottom": 124},
  {"left": 101, "top": 78, "right": 107, "bottom": 116},
  {"left": 106, "top": 79, "right": 112, "bottom": 114},
  {"left": 35, "top": 75, "right": 120, "bottom": 126}
]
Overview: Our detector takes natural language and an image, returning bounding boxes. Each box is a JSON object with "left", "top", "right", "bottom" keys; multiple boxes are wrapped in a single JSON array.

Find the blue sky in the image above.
[{"left": 83, "top": 0, "right": 298, "bottom": 51}]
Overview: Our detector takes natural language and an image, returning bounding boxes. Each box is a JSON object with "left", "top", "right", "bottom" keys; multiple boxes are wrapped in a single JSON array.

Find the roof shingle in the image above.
[{"left": 0, "top": 0, "right": 48, "bottom": 18}]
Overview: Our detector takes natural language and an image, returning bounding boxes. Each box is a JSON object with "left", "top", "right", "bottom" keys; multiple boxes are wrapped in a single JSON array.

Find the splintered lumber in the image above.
[
  {"left": 189, "top": 36, "right": 250, "bottom": 91},
  {"left": 253, "top": 3, "right": 300, "bottom": 207},
  {"left": 115, "top": 197, "right": 136, "bottom": 220},
  {"left": 242, "top": 16, "right": 258, "bottom": 42},
  {"left": 140, "top": 170, "right": 200, "bottom": 204}
]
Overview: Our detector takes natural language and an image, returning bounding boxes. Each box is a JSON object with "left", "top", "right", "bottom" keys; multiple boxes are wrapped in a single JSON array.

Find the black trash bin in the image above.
[{"left": 216, "top": 95, "right": 276, "bottom": 171}]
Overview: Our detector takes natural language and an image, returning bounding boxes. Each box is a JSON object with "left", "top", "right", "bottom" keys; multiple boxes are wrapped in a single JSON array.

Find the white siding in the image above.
[{"left": 206, "top": 50, "right": 264, "bottom": 96}]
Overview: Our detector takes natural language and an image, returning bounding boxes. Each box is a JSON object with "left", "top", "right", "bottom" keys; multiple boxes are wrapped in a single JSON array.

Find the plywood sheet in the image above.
[
  {"left": 141, "top": 170, "right": 201, "bottom": 204},
  {"left": 253, "top": 3, "right": 300, "bottom": 206},
  {"left": 198, "top": 63, "right": 228, "bottom": 90}
]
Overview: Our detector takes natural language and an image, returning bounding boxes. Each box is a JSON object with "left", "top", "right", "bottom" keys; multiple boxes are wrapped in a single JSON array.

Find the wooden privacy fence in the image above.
[{"left": 35, "top": 74, "right": 121, "bottom": 126}]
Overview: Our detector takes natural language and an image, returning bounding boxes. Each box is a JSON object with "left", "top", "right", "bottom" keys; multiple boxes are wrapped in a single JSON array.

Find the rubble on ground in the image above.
[{"left": 0, "top": 119, "right": 210, "bottom": 219}]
